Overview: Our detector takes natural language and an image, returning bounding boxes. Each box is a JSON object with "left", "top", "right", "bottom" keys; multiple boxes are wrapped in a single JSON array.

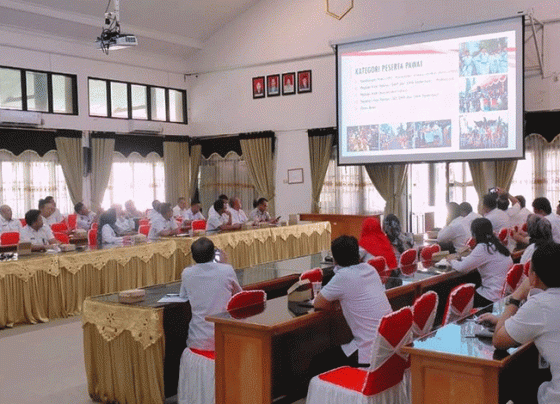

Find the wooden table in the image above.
[{"left": 298, "top": 213, "right": 375, "bottom": 240}]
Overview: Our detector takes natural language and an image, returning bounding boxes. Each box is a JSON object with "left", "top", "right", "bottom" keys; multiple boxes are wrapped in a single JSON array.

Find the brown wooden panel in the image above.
[{"left": 299, "top": 213, "right": 376, "bottom": 240}]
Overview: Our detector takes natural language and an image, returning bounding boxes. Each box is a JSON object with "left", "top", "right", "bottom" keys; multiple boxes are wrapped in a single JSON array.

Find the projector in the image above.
[{"left": 96, "top": 33, "right": 138, "bottom": 52}]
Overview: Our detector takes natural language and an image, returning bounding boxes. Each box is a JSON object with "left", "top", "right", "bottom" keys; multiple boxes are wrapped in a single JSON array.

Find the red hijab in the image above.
[{"left": 359, "top": 217, "right": 398, "bottom": 270}]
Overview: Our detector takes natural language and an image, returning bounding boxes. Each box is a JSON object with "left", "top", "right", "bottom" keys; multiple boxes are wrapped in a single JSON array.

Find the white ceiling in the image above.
[{"left": 0, "top": 0, "right": 262, "bottom": 59}]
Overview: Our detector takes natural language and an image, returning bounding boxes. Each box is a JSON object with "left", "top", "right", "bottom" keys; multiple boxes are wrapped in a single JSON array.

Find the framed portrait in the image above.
[
  {"left": 267, "top": 74, "right": 280, "bottom": 97},
  {"left": 252, "top": 76, "right": 265, "bottom": 99},
  {"left": 287, "top": 168, "right": 304, "bottom": 184},
  {"left": 282, "top": 72, "right": 296, "bottom": 95},
  {"left": 297, "top": 70, "right": 312, "bottom": 93}
]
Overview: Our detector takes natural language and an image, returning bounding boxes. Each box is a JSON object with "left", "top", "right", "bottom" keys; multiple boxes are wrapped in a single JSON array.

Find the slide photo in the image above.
[
  {"left": 459, "top": 113, "right": 508, "bottom": 150},
  {"left": 412, "top": 120, "right": 452, "bottom": 149},
  {"left": 459, "top": 37, "right": 509, "bottom": 77},
  {"left": 347, "top": 125, "right": 380, "bottom": 151},
  {"left": 459, "top": 75, "right": 508, "bottom": 113}
]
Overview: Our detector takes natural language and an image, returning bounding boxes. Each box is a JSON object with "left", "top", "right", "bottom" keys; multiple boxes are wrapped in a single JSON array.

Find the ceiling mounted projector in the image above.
[{"left": 96, "top": 0, "right": 137, "bottom": 54}]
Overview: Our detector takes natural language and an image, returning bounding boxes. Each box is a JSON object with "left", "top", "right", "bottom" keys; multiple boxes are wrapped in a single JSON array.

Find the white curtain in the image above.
[
  {"left": 101, "top": 151, "right": 165, "bottom": 212},
  {"left": 0, "top": 149, "right": 73, "bottom": 218},
  {"left": 199, "top": 151, "right": 257, "bottom": 214}
]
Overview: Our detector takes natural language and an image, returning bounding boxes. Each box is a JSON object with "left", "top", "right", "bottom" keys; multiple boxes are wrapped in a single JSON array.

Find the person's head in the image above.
[
  {"left": 99, "top": 208, "right": 117, "bottom": 226},
  {"left": 382, "top": 214, "right": 401, "bottom": 240},
  {"left": 125, "top": 200, "right": 136, "bottom": 212},
  {"left": 526, "top": 214, "right": 553, "bottom": 244},
  {"left": 482, "top": 193, "right": 498, "bottom": 213},
  {"left": 516, "top": 195, "right": 526, "bottom": 208},
  {"left": 218, "top": 194, "right": 229, "bottom": 203},
  {"left": 331, "top": 235, "right": 360, "bottom": 267},
  {"left": 74, "top": 202, "right": 88, "bottom": 215},
  {"left": 159, "top": 203, "right": 173, "bottom": 220},
  {"left": 533, "top": 197, "right": 552, "bottom": 216},
  {"left": 214, "top": 199, "right": 225, "bottom": 215},
  {"left": 256, "top": 197, "right": 268, "bottom": 212},
  {"left": 190, "top": 199, "right": 201, "bottom": 213},
  {"left": 231, "top": 197, "right": 242, "bottom": 210},
  {"left": 25, "top": 209, "right": 43, "bottom": 231},
  {"left": 0, "top": 205, "right": 12, "bottom": 221},
  {"left": 44, "top": 196, "right": 56, "bottom": 207},
  {"left": 497, "top": 195, "right": 509, "bottom": 211},
  {"left": 152, "top": 200, "right": 161, "bottom": 211},
  {"left": 177, "top": 197, "right": 187, "bottom": 210},
  {"left": 191, "top": 237, "right": 215, "bottom": 264},
  {"left": 38, "top": 199, "right": 55, "bottom": 217},
  {"left": 530, "top": 242, "right": 560, "bottom": 288},
  {"left": 471, "top": 217, "right": 494, "bottom": 243},
  {"left": 458, "top": 202, "right": 473, "bottom": 217},
  {"left": 446, "top": 202, "right": 461, "bottom": 222}
]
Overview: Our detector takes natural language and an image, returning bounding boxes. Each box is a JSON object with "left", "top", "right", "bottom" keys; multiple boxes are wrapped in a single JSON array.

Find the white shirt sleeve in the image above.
[
  {"left": 450, "top": 244, "right": 487, "bottom": 272},
  {"left": 101, "top": 224, "right": 122, "bottom": 244},
  {"left": 320, "top": 272, "right": 345, "bottom": 302},
  {"left": 504, "top": 297, "right": 545, "bottom": 344}
]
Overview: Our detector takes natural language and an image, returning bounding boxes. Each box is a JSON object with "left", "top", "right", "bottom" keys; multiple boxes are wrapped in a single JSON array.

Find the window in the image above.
[
  {"left": 0, "top": 150, "right": 73, "bottom": 219},
  {"left": 509, "top": 149, "right": 534, "bottom": 204},
  {"left": 88, "top": 78, "right": 186, "bottom": 123},
  {"left": 0, "top": 66, "right": 76, "bottom": 114},
  {"left": 101, "top": 152, "right": 165, "bottom": 212}
]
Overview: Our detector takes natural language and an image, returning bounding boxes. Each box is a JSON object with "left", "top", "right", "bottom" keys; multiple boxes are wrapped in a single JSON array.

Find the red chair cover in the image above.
[
  {"left": 67, "top": 214, "right": 78, "bottom": 230},
  {"left": 88, "top": 229, "right": 97, "bottom": 246},
  {"left": 51, "top": 222, "right": 68, "bottom": 233},
  {"left": 498, "top": 228, "right": 508, "bottom": 245},
  {"left": 53, "top": 232, "right": 70, "bottom": 244},
  {"left": 139, "top": 218, "right": 150, "bottom": 226},
  {"left": 466, "top": 237, "right": 476, "bottom": 249},
  {"left": 521, "top": 222, "right": 528, "bottom": 232},
  {"left": 189, "top": 348, "right": 216, "bottom": 360},
  {"left": 523, "top": 260, "right": 531, "bottom": 277},
  {"left": 368, "top": 257, "right": 390, "bottom": 284},
  {"left": 399, "top": 248, "right": 417, "bottom": 276},
  {"left": 502, "top": 264, "right": 524, "bottom": 297},
  {"left": 0, "top": 231, "right": 20, "bottom": 245},
  {"left": 91, "top": 222, "right": 98, "bottom": 230},
  {"left": 420, "top": 244, "right": 440, "bottom": 268},
  {"left": 412, "top": 291, "right": 439, "bottom": 337},
  {"left": 19, "top": 218, "right": 26, "bottom": 227},
  {"left": 138, "top": 225, "right": 150, "bottom": 236},
  {"left": 192, "top": 220, "right": 206, "bottom": 230},
  {"left": 300, "top": 268, "right": 323, "bottom": 283},
  {"left": 442, "top": 283, "right": 475, "bottom": 325},
  {"left": 227, "top": 290, "right": 266, "bottom": 311}
]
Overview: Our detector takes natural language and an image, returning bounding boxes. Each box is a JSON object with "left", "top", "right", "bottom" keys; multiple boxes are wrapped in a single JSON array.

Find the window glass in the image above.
[
  {"left": 89, "top": 79, "right": 108, "bottom": 116},
  {"left": 26, "top": 71, "right": 49, "bottom": 112},
  {"left": 131, "top": 84, "right": 148, "bottom": 119},
  {"left": 150, "top": 87, "right": 166, "bottom": 121},
  {"left": 111, "top": 82, "right": 128, "bottom": 118},
  {"left": 169, "top": 89, "right": 184, "bottom": 122},
  {"left": 52, "top": 74, "right": 74, "bottom": 114},
  {"left": 0, "top": 68, "right": 22, "bottom": 110}
]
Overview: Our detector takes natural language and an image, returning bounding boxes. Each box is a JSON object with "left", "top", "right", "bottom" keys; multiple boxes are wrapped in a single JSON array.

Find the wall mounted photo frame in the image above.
[
  {"left": 282, "top": 72, "right": 296, "bottom": 95},
  {"left": 297, "top": 70, "right": 312, "bottom": 93},
  {"left": 287, "top": 168, "right": 304, "bottom": 184},
  {"left": 252, "top": 76, "right": 265, "bottom": 99},
  {"left": 267, "top": 74, "right": 280, "bottom": 97}
]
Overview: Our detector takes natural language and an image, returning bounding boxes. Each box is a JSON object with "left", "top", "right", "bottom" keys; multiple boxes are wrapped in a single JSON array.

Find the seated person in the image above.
[
  {"left": 437, "top": 202, "right": 469, "bottom": 253},
  {"left": 532, "top": 197, "right": 560, "bottom": 244},
  {"left": 113, "top": 204, "right": 135, "bottom": 234},
  {"left": 249, "top": 197, "right": 277, "bottom": 223},
  {"left": 311, "top": 235, "right": 392, "bottom": 374},
  {"left": 479, "top": 242, "right": 560, "bottom": 404},
  {"left": 39, "top": 198, "right": 60, "bottom": 227},
  {"left": 44, "top": 196, "right": 64, "bottom": 223},
  {"left": 517, "top": 215, "right": 552, "bottom": 265},
  {"left": 173, "top": 197, "right": 189, "bottom": 220},
  {"left": 459, "top": 201, "right": 481, "bottom": 231},
  {"left": 147, "top": 200, "right": 162, "bottom": 222},
  {"left": 148, "top": 203, "right": 179, "bottom": 240},
  {"left": 179, "top": 237, "right": 242, "bottom": 350},
  {"left": 184, "top": 199, "right": 205, "bottom": 222},
  {"left": 124, "top": 200, "right": 143, "bottom": 219},
  {"left": 0, "top": 205, "right": 22, "bottom": 233},
  {"left": 382, "top": 213, "right": 413, "bottom": 260},
  {"left": 359, "top": 216, "right": 397, "bottom": 270},
  {"left": 74, "top": 202, "right": 96, "bottom": 230},
  {"left": 20, "top": 209, "right": 59, "bottom": 250},
  {"left": 206, "top": 199, "right": 240, "bottom": 232},
  {"left": 97, "top": 208, "right": 128, "bottom": 244},
  {"left": 208, "top": 194, "right": 230, "bottom": 220},
  {"left": 482, "top": 193, "right": 510, "bottom": 231},
  {"left": 450, "top": 218, "right": 513, "bottom": 307},
  {"left": 230, "top": 197, "right": 248, "bottom": 225}
]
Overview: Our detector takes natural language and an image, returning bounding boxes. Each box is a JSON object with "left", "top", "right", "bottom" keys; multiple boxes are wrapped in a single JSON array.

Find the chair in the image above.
[
  {"left": 91, "top": 222, "right": 98, "bottom": 230},
  {"left": 53, "top": 232, "right": 70, "bottom": 244},
  {"left": 19, "top": 218, "right": 26, "bottom": 227},
  {"left": 399, "top": 248, "right": 418, "bottom": 276},
  {"left": 498, "top": 228, "right": 508, "bottom": 246},
  {"left": 66, "top": 214, "right": 78, "bottom": 230},
  {"left": 420, "top": 244, "right": 440, "bottom": 268},
  {"left": 0, "top": 231, "right": 20, "bottom": 245},
  {"left": 502, "top": 264, "right": 524, "bottom": 297},
  {"left": 442, "top": 283, "right": 475, "bottom": 326},
  {"left": 138, "top": 225, "right": 150, "bottom": 236},
  {"left": 177, "top": 290, "right": 266, "bottom": 404},
  {"left": 139, "top": 218, "right": 150, "bottom": 226},
  {"left": 51, "top": 222, "right": 68, "bottom": 233},
  {"left": 412, "top": 290, "right": 439, "bottom": 338},
  {"left": 521, "top": 222, "right": 528, "bottom": 232},
  {"left": 466, "top": 237, "right": 476, "bottom": 249},
  {"left": 300, "top": 268, "right": 323, "bottom": 284},
  {"left": 523, "top": 260, "right": 531, "bottom": 277},
  {"left": 227, "top": 289, "right": 267, "bottom": 319},
  {"left": 192, "top": 220, "right": 206, "bottom": 231},
  {"left": 368, "top": 257, "right": 390, "bottom": 284},
  {"left": 88, "top": 229, "right": 97, "bottom": 246},
  {"left": 306, "top": 307, "right": 413, "bottom": 404}
]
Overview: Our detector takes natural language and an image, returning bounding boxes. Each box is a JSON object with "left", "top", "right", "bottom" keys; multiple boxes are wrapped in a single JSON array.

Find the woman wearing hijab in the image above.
[
  {"left": 97, "top": 208, "right": 124, "bottom": 245},
  {"left": 359, "top": 217, "right": 398, "bottom": 270},
  {"left": 382, "top": 214, "right": 414, "bottom": 260}
]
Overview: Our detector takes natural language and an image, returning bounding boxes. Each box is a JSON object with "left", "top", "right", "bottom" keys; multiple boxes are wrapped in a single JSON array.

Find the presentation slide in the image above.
[{"left": 336, "top": 17, "right": 524, "bottom": 165}]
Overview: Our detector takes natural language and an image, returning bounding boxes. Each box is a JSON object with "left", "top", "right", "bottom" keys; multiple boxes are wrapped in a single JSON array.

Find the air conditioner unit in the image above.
[
  {"left": 128, "top": 120, "right": 163, "bottom": 134},
  {"left": 0, "top": 110, "right": 43, "bottom": 127}
]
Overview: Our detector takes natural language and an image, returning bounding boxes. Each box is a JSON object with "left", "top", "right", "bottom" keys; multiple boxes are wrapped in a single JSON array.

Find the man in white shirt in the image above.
[
  {"left": 74, "top": 202, "right": 96, "bottom": 230},
  {"left": 0, "top": 205, "right": 22, "bottom": 233},
  {"left": 312, "top": 235, "right": 392, "bottom": 374},
  {"left": 509, "top": 195, "right": 531, "bottom": 228},
  {"left": 173, "top": 197, "right": 189, "bottom": 219},
  {"left": 148, "top": 203, "right": 179, "bottom": 240},
  {"left": 230, "top": 197, "right": 248, "bottom": 225},
  {"left": 480, "top": 242, "right": 560, "bottom": 404},
  {"left": 249, "top": 197, "right": 278, "bottom": 223},
  {"left": 206, "top": 199, "right": 240, "bottom": 232},
  {"left": 147, "top": 200, "right": 161, "bottom": 222},
  {"left": 482, "top": 193, "right": 509, "bottom": 231},
  {"left": 20, "top": 209, "right": 58, "bottom": 251},
  {"left": 124, "top": 200, "right": 143, "bottom": 219},
  {"left": 207, "top": 194, "right": 230, "bottom": 221},
  {"left": 39, "top": 199, "right": 61, "bottom": 227},
  {"left": 459, "top": 202, "right": 481, "bottom": 231},
  {"left": 437, "top": 202, "right": 469, "bottom": 252},
  {"left": 44, "top": 196, "right": 64, "bottom": 223},
  {"left": 532, "top": 197, "right": 560, "bottom": 244},
  {"left": 184, "top": 200, "right": 205, "bottom": 222},
  {"left": 113, "top": 204, "right": 135, "bottom": 234}
]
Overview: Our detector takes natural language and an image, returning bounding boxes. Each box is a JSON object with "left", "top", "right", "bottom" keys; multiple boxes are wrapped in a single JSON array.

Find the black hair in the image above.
[
  {"left": 526, "top": 215, "right": 553, "bottom": 247},
  {"left": 214, "top": 199, "right": 225, "bottom": 212},
  {"left": 74, "top": 202, "right": 84, "bottom": 214},
  {"left": 471, "top": 218, "right": 510, "bottom": 257},
  {"left": 497, "top": 195, "right": 510, "bottom": 211},
  {"left": 38, "top": 198, "right": 48, "bottom": 210},
  {"left": 97, "top": 208, "right": 118, "bottom": 244},
  {"left": 44, "top": 196, "right": 54, "bottom": 203},
  {"left": 458, "top": 202, "right": 473, "bottom": 215},
  {"left": 256, "top": 197, "right": 268, "bottom": 206},
  {"left": 25, "top": 209, "right": 41, "bottom": 227},
  {"left": 531, "top": 242, "right": 560, "bottom": 287},
  {"left": 152, "top": 200, "right": 161, "bottom": 210},
  {"left": 253, "top": 199, "right": 258, "bottom": 208},
  {"left": 218, "top": 194, "right": 228, "bottom": 201},
  {"left": 331, "top": 235, "right": 360, "bottom": 267},
  {"left": 177, "top": 197, "right": 186, "bottom": 203},
  {"left": 191, "top": 198, "right": 200, "bottom": 205},
  {"left": 159, "top": 202, "right": 172, "bottom": 215},
  {"left": 532, "top": 197, "right": 552, "bottom": 215},
  {"left": 191, "top": 237, "right": 215, "bottom": 263},
  {"left": 482, "top": 193, "right": 498, "bottom": 210},
  {"left": 516, "top": 195, "right": 526, "bottom": 208}
]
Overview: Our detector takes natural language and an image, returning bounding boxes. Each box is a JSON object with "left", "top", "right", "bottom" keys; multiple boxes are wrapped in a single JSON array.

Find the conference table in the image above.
[{"left": 0, "top": 222, "right": 331, "bottom": 328}]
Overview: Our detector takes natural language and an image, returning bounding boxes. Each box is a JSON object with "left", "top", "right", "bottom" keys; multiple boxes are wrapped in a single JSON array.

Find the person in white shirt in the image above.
[
  {"left": 44, "top": 196, "right": 64, "bottom": 223},
  {"left": 147, "top": 200, "right": 161, "bottom": 222},
  {"left": 230, "top": 197, "right": 248, "bottom": 225},
  {"left": 459, "top": 202, "right": 481, "bottom": 232},
  {"left": 482, "top": 193, "right": 510, "bottom": 231},
  {"left": 312, "top": 235, "right": 392, "bottom": 374},
  {"left": 207, "top": 194, "right": 230, "bottom": 221},
  {"left": 39, "top": 199, "right": 60, "bottom": 227},
  {"left": 249, "top": 197, "right": 278, "bottom": 223},
  {"left": 517, "top": 215, "right": 553, "bottom": 265},
  {"left": 179, "top": 237, "right": 242, "bottom": 350},
  {"left": 20, "top": 209, "right": 58, "bottom": 251},
  {"left": 532, "top": 197, "right": 560, "bottom": 244},
  {"left": 479, "top": 242, "right": 560, "bottom": 404},
  {"left": 98, "top": 208, "right": 127, "bottom": 245},
  {"left": 113, "top": 204, "right": 135, "bottom": 234},
  {"left": 124, "top": 200, "right": 143, "bottom": 219},
  {"left": 74, "top": 202, "right": 96, "bottom": 230},
  {"left": 148, "top": 203, "right": 179, "bottom": 240},
  {"left": 0, "top": 205, "right": 22, "bottom": 233},
  {"left": 437, "top": 202, "right": 470, "bottom": 252},
  {"left": 173, "top": 197, "right": 189, "bottom": 220},
  {"left": 450, "top": 217, "right": 513, "bottom": 307},
  {"left": 185, "top": 200, "right": 205, "bottom": 222},
  {"left": 509, "top": 195, "right": 531, "bottom": 228},
  {"left": 206, "top": 199, "right": 240, "bottom": 232}
]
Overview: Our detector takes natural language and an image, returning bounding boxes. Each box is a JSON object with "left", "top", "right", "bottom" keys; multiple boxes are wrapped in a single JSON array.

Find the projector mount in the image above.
[{"left": 96, "top": 0, "right": 138, "bottom": 54}]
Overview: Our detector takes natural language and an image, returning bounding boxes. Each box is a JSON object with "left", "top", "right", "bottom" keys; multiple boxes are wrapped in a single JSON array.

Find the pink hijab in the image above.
[{"left": 359, "top": 217, "right": 398, "bottom": 270}]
